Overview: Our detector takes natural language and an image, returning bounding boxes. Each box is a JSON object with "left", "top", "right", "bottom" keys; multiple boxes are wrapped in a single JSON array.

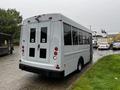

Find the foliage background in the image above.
[{"left": 0, "top": 8, "right": 22, "bottom": 45}]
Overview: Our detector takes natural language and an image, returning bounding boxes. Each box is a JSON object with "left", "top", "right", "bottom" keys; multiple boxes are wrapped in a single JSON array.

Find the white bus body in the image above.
[{"left": 19, "top": 13, "right": 92, "bottom": 77}]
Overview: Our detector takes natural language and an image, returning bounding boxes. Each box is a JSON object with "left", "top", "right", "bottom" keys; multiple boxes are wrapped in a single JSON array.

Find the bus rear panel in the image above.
[{"left": 19, "top": 14, "right": 64, "bottom": 77}]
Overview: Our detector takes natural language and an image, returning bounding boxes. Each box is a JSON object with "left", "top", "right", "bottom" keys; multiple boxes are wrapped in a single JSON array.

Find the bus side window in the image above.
[
  {"left": 79, "top": 31, "right": 83, "bottom": 45},
  {"left": 63, "top": 23, "right": 72, "bottom": 45},
  {"left": 72, "top": 27, "right": 78, "bottom": 45}
]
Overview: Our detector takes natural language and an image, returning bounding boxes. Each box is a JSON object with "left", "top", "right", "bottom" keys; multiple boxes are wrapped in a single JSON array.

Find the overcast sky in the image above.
[{"left": 0, "top": 0, "right": 120, "bottom": 33}]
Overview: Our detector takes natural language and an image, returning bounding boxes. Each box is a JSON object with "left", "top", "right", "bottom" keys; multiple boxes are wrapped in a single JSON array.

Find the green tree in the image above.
[
  {"left": 0, "top": 8, "right": 22, "bottom": 39},
  {"left": 114, "top": 33, "right": 120, "bottom": 42}
]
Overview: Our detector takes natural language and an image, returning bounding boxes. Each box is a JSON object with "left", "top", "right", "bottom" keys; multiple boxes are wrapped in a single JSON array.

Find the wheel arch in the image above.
[
  {"left": 78, "top": 56, "right": 84, "bottom": 66},
  {"left": 76, "top": 56, "right": 84, "bottom": 72}
]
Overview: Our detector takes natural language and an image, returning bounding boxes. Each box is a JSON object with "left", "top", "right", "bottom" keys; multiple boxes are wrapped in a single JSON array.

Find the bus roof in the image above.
[{"left": 23, "top": 13, "right": 92, "bottom": 33}]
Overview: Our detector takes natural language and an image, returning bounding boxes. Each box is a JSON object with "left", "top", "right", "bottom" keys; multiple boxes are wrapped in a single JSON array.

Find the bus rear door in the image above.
[{"left": 27, "top": 22, "right": 50, "bottom": 63}]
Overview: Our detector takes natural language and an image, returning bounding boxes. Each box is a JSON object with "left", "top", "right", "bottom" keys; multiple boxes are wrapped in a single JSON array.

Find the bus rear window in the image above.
[
  {"left": 40, "top": 27, "right": 47, "bottom": 43},
  {"left": 30, "top": 28, "right": 36, "bottom": 43},
  {"left": 40, "top": 48, "right": 46, "bottom": 58},
  {"left": 29, "top": 48, "right": 35, "bottom": 57}
]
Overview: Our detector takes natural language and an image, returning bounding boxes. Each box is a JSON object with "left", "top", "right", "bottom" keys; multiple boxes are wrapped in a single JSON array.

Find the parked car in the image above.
[
  {"left": 112, "top": 42, "right": 120, "bottom": 50},
  {"left": 98, "top": 42, "right": 110, "bottom": 50},
  {"left": 92, "top": 40, "right": 98, "bottom": 48}
]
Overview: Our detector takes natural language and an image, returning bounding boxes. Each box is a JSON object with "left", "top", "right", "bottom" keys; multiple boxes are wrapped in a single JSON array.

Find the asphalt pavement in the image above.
[{"left": 0, "top": 46, "right": 120, "bottom": 90}]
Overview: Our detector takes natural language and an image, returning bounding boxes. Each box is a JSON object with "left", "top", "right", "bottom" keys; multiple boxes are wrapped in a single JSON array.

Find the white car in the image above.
[
  {"left": 112, "top": 42, "right": 120, "bottom": 50},
  {"left": 98, "top": 43, "right": 110, "bottom": 50}
]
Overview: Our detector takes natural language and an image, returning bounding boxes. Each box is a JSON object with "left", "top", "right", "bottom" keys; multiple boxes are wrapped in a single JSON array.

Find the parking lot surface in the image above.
[
  {"left": 0, "top": 46, "right": 120, "bottom": 90},
  {"left": 93, "top": 49, "right": 120, "bottom": 63}
]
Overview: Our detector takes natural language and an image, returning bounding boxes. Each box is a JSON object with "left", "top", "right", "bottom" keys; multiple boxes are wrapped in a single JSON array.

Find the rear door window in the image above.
[
  {"left": 29, "top": 48, "right": 35, "bottom": 57},
  {"left": 40, "top": 48, "right": 46, "bottom": 58},
  {"left": 30, "top": 28, "right": 36, "bottom": 43},
  {"left": 40, "top": 27, "right": 47, "bottom": 43}
]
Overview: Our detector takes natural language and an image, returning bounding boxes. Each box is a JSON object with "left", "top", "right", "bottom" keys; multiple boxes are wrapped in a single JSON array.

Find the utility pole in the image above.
[{"left": 89, "top": 25, "right": 92, "bottom": 31}]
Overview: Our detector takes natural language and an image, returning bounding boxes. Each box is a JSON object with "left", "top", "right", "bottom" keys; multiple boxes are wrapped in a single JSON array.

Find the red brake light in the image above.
[
  {"left": 53, "top": 47, "right": 58, "bottom": 60},
  {"left": 55, "top": 47, "right": 58, "bottom": 51},
  {"left": 54, "top": 47, "right": 58, "bottom": 55},
  {"left": 54, "top": 51, "right": 58, "bottom": 55}
]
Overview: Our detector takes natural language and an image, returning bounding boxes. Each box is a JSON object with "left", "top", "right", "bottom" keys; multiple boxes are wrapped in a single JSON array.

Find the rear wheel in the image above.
[{"left": 77, "top": 61, "right": 83, "bottom": 72}]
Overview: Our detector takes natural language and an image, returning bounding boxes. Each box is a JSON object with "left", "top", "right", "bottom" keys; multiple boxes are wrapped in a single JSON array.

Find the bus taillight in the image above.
[
  {"left": 53, "top": 47, "right": 58, "bottom": 60},
  {"left": 22, "top": 46, "right": 24, "bottom": 56},
  {"left": 54, "top": 51, "right": 58, "bottom": 56},
  {"left": 54, "top": 47, "right": 58, "bottom": 55},
  {"left": 54, "top": 47, "right": 58, "bottom": 51}
]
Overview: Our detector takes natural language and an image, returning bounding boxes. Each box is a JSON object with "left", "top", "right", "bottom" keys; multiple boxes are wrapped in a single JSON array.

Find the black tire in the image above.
[
  {"left": 10, "top": 47, "right": 14, "bottom": 54},
  {"left": 10, "top": 49, "right": 13, "bottom": 54},
  {"left": 77, "top": 61, "right": 83, "bottom": 72}
]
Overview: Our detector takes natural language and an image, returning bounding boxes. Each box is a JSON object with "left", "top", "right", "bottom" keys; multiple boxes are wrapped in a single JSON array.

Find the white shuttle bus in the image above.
[{"left": 19, "top": 13, "right": 92, "bottom": 77}]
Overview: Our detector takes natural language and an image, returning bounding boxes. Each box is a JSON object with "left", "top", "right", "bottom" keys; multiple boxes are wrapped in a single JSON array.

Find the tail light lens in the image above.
[
  {"left": 53, "top": 47, "right": 58, "bottom": 60},
  {"left": 54, "top": 51, "right": 58, "bottom": 55},
  {"left": 22, "top": 46, "right": 24, "bottom": 56},
  {"left": 54, "top": 47, "right": 58, "bottom": 51}
]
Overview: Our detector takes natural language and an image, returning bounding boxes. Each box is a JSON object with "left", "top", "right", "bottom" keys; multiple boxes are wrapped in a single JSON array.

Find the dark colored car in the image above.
[{"left": 112, "top": 42, "right": 120, "bottom": 50}]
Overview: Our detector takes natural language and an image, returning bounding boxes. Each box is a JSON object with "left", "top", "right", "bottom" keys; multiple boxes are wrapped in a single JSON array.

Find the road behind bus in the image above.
[{"left": 0, "top": 46, "right": 120, "bottom": 90}]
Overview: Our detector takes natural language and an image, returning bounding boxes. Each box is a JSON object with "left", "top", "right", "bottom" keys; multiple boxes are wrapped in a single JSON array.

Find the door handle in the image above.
[{"left": 37, "top": 44, "right": 40, "bottom": 50}]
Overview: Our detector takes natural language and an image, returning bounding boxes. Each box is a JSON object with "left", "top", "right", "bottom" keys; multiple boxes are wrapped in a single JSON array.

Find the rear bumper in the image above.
[{"left": 19, "top": 63, "right": 64, "bottom": 78}]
